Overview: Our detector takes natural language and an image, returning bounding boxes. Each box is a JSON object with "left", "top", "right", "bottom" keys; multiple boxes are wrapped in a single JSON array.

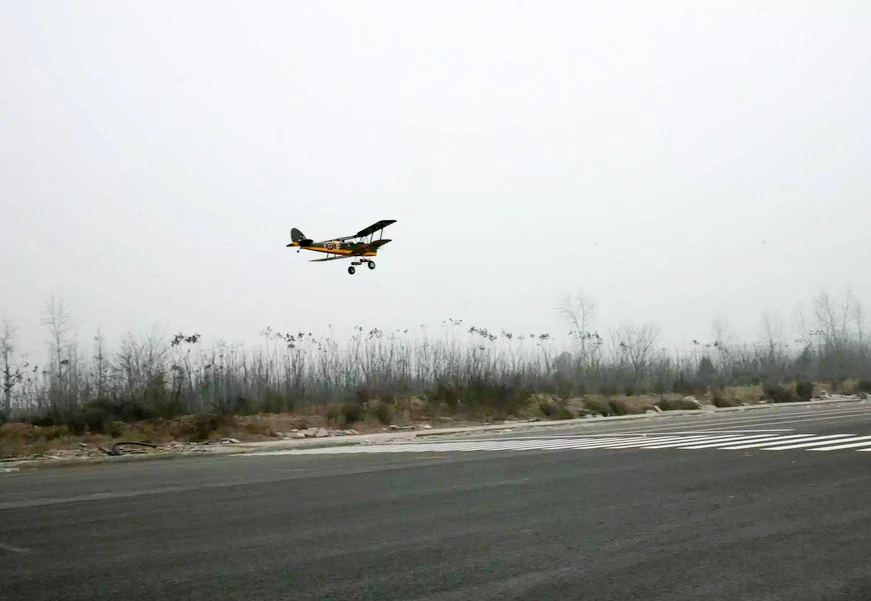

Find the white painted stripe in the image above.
[
  {"left": 808, "top": 436, "right": 871, "bottom": 451},
  {"left": 590, "top": 437, "right": 692, "bottom": 448},
  {"left": 505, "top": 441, "right": 572, "bottom": 450},
  {"left": 676, "top": 434, "right": 797, "bottom": 449},
  {"left": 588, "top": 437, "right": 688, "bottom": 449},
  {"left": 550, "top": 440, "right": 608, "bottom": 449},
  {"left": 667, "top": 434, "right": 766, "bottom": 449},
  {"left": 511, "top": 438, "right": 626, "bottom": 450},
  {"left": 601, "top": 407, "right": 871, "bottom": 433},
  {"left": 570, "top": 429, "right": 794, "bottom": 437},
  {"left": 555, "top": 438, "right": 631, "bottom": 448},
  {"left": 238, "top": 428, "right": 871, "bottom": 456},
  {"left": 616, "top": 407, "right": 871, "bottom": 433},
  {"left": 760, "top": 435, "right": 856, "bottom": 450},
  {"left": 719, "top": 435, "right": 822, "bottom": 450},
  {"left": 556, "top": 439, "right": 631, "bottom": 449},
  {"left": 641, "top": 435, "right": 756, "bottom": 449},
  {"left": 721, "top": 412, "right": 871, "bottom": 429},
  {"left": 638, "top": 435, "right": 732, "bottom": 449},
  {"left": 712, "top": 435, "right": 825, "bottom": 450}
]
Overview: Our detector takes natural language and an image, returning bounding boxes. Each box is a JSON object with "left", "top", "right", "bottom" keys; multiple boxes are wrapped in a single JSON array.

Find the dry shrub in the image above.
[
  {"left": 722, "top": 384, "right": 764, "bottom": 404},
  {"left": 391, "top": 396, "right": 429, "bottom": 422},
  {"left": 538, "top": 399, "right": 574, "bottom": 420},
  {"left": 712, "top": 388, "right": 740, "bottom": 407},
  {"left": 166, "top": 414, "right": 231, "bottom": 442},
  {"left": 583, "top": 397, "right": 647, "bottom": 416},
  {"left": 656, "top": 397, "right": 701, "bottom": 411},
  {"left": 762, "top": 382, "right": 794, "bottom": 403},
  {"left": 1, "top": 422, "right": 36, "bottom": 441}
]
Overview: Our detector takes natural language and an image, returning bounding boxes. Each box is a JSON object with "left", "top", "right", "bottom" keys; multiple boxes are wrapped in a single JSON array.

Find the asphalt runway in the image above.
[{"left": 4, "top": 401, "right": 871, "bottom": 601}]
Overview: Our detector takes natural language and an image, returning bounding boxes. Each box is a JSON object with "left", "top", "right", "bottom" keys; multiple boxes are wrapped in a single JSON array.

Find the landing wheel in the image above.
[
  {"left": 348, "top": 266, "right": 355, "bottom": 275},
  {"left": 367, "top": 261, "right": 376, "bottom": 270}
]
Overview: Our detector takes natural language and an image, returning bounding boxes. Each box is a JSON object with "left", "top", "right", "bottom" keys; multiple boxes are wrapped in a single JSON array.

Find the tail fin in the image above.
[{"left": 288, "top": 227, "right": 313, "bottom": 248}]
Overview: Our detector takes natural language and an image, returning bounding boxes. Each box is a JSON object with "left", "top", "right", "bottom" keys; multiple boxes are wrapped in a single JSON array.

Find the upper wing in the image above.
[{"left": 355, "top": 219, "right": 396, "bottom": 238}]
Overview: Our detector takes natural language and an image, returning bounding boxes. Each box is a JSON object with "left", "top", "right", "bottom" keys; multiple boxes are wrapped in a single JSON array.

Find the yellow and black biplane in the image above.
[{"left": 286, "top": 219, "right": 397, "bottom": 274}]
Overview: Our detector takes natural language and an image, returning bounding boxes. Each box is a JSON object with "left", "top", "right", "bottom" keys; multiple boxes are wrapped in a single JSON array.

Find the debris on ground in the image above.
[{"left": 282, "top": 427, "right": 358, "bottom": 439}]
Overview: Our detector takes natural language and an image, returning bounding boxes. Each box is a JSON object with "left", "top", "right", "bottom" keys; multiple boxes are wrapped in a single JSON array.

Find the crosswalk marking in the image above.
[
  {"left": 639, "top": 435, "right": 724, "bottom": 448},
  {"left": 808, "top": 435, "right": 871, "bottom": 451},
  {"left": 718, "top": 434, "right": 822, "bottom": 450},
  {"left": 238, "top": 431, "right": 871, "bottom": 457},
  {"left": 592, "top": 436, "right": 686, "bottom": 449},
  {"left": 762, "top": 435, "right": 856, "bottom": 450},
  {"left": 677, "top": 434, "right": 806, "bottom": 449}
]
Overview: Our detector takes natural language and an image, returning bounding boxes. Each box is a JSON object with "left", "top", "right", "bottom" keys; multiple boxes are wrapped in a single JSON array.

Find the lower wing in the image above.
[{"left": 309, "top": 255, "right": 351, "bottom": 262}]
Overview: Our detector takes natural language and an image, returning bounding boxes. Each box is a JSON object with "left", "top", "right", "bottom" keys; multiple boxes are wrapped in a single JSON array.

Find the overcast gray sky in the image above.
[{"left": 1, "top": 0, "right": 869, "bottom": 357}]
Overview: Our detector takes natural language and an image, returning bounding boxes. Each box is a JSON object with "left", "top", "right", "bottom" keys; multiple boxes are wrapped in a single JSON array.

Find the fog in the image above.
[{"left": 2, "top": 0, "right": 869, "bottom": 359}]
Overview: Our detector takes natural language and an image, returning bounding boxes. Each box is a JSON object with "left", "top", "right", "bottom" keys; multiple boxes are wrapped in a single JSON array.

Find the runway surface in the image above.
[{"left": 3, "top": 401, "right": 871, "bottom": 600}]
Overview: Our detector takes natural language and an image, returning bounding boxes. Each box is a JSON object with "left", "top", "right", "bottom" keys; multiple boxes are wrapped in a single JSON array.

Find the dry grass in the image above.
[
  {"left": 0, "top": 422, "right": 120, "bottom": 458},
  {"left": 719, "top": 384, "right": 764, "bottom": 405}
]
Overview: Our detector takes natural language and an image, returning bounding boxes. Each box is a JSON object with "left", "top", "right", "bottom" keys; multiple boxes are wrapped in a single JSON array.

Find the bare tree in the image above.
[
  {"left": 40, "top": 294, "right": 75, "bottom": 414},
  {"left": 556, "top": 291, "right": 597, "bottom": 366},
  {"left": 1, "top": 317, "right": 23, "bottom": 415},
  {"left": 792, "top": 302, "right": 811, "bottom": 348},
  {"left": 41, "top": 294, "right": 74, "bottom": 374},
  {"left": 812, "top": 288, "right": 853, "bottom": 349},
  {"left": 711, "top": 315, "right": 734, "bottom": 348},
  {"left": 612, "top": 321, "right": 661, "bottom": 381},
  {"left": 760, "top": 309, "right": 785, "bottom": 358},
  {"left": 92, "top": 329, "right": 109, "bottom": 400},
  {"left": 853, "top": 297, "right": 867, "bottom": 372}
]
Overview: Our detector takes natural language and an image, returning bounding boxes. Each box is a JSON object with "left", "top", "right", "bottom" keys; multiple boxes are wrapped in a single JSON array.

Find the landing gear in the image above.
[{"left": 348, "top": 259, "right": 375, "bottom": 274}]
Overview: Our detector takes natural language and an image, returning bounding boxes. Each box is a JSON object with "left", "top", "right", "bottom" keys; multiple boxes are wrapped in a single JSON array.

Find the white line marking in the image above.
[
  {"left": 808, "top": 436, "right": 871, "bottom": 451},
  {"left": 665, "top": 435, "right": 762, "bottom": 448},
  {"left": 0, "top": 542, "right": 31, "bottom": 554},
  {"left": 761, "top": 435, "right": 857, "bottom": 450},
  {"left": 721, "top": 412, "right": 871, "bottom": 429},
  {"left": 554, "top": 438, "right": 630, "bottom": 448},
  {"left": 604, "top": 407, "right": 871, "bottom": 434},
  {"left": 577, "top": 429, "right": 794, "bottom": 437},
  {"left": 584, "top": 437, "right": 686, "bottom": 449},
  {"left": 641, "top": 435, "right": 756, "bottom": 449},
  {"left": 712, "top": 436, "right": 825, "bottom": 450},
  {"left": 677, "top": 434, "right": 797, "bottom": 449},
  {"left": 719, "top": 435, "right": 823, "bottom": 450},
  {"left": 237, "top": 429, "right": 871, "bottom": 456},
  {"left": 638, "top": 435, "right": 742, "bottom": 448}
]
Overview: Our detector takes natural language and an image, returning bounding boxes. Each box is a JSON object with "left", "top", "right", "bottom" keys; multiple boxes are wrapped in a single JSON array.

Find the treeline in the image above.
[{"left": 1, "top": 290, "right": 869, "bottom": 430}]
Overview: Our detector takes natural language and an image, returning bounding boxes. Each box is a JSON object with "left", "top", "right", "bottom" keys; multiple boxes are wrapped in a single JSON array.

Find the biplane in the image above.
[{"left": 286, "top": 219, "right": 397, "bottom": 274}]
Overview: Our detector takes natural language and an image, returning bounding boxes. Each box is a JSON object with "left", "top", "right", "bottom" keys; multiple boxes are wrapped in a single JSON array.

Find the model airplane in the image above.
[{"left": 286, "top": 219, "right": 397, "bottom": 274}]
